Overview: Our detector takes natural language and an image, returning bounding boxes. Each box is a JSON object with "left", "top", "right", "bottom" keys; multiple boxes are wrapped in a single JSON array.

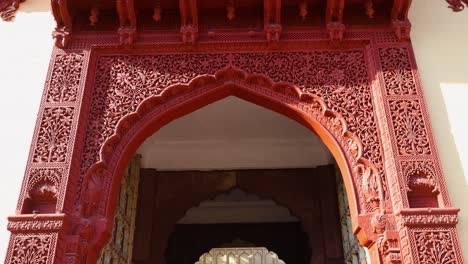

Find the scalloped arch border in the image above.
[{"left": 78, "top": 67, "right": 385, "bottom": 261}]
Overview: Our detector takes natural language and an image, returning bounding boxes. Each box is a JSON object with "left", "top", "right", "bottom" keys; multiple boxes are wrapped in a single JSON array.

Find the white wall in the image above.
[
  {"left": 410, "top": 1, "right": 468, "bottom": 260},
  {"left": 0, "top": 0, "right": 467, "bottom": 261},
  {"left": 0, "top": 0, "right": 54, "bottom": 260}
]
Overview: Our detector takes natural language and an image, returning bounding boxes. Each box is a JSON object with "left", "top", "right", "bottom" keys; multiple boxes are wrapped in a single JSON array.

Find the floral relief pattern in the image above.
[
  {"left": 414, "top": 231, "right": 456, "bottom": 264},
  {"left": 379, "top": 48, "right": 417, "bottom": 95},
  {"left": 33, "top": 107, "right": 74, "bottom": 163},
  {"left": 9, "top": 236, "right": 52, "bottom": 264},
  {"left": 389, "top": 100, "right": 431, "bottom": 156},
  {"left": 80, "top": 51, "right": 386, "bottom": 208},
  {"left": 47, "top": 54, "right": 84, "bottom": 103}
]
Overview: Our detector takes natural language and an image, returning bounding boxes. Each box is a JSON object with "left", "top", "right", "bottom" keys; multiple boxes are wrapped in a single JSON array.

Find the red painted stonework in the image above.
[{"left": 3, "top": 0, "right": 465, "bottom": 263}]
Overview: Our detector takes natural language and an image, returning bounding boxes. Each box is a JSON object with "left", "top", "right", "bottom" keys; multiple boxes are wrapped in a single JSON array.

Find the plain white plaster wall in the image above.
[
  {"left": 0, "top": 0, "right": 467, "bottom": 262},
  {"left": 0, "top": 0, "right": 54, "bottom": 259},
  {"left": 410, "top": 1, "right": 468, "bottom": 260}
]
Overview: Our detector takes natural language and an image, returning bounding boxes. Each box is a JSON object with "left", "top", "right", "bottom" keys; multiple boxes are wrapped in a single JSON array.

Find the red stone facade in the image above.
[{"left": 3, "top": 0, "right": 466, "bottom": 263}]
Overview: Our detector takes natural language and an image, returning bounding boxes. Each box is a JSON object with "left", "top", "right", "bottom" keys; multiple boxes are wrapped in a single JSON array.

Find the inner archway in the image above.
[{"left": 97, "top": 96, "right": 367, "bottom": 264}]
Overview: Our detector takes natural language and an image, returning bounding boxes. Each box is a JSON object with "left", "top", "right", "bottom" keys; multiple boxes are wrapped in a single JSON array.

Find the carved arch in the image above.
[{"left": 76, "top": 67, "right": 385, "bottom": 262}]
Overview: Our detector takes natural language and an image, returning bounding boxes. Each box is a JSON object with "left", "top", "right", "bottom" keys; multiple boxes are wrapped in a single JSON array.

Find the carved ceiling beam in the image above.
[
  {"left": 116, "top": 0, "right": 137, "bottom": 45},
  {"left": 264, "top": 0, "right": 282, "bottom": 42},
  {"left": 391, "top": 0, "right": 411, "bottom": 41},
  {"left": 179, "top": 0, "right": 198, "bottom": 44},
  {"left": 51, "top": 0, "right": 73, "bottom": 48},
  {"left": 326, "top": 0, "right": 345, "bottom": 41},
  {"left": 446, "top": 0, "right": 468, "bottom": 11}
]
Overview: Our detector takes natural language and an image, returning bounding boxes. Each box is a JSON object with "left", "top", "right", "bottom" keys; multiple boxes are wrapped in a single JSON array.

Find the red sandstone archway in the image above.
[
  {"left": 78, "top": 68, "right": 381, "bottom": 262},
  {"left": 5, "top": 39, "right": 464, "bottom": 264}
]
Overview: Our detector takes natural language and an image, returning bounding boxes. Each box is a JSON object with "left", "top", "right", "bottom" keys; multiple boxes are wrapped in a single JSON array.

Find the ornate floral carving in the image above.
[
  {"left": 47, "top": 54, "right": 84, "bottom": 103},
  {"left": 447, "top": 0, "right": 468, "bottom": 12},
  {"left": 8, "top": 235, "right": 52, "bottom": 264},
  {"left": 389, "top": 100, "right": 431, "bottom": 155},
  {"left": 379, "top": 48, "right": 417, "bottom": 95},
  {"left": 414, "top": 231, "right": 456, "bottom": 263},
  {"left": 33, "top": 107, "right": 74, "bottom": 163},
  {"left": 80, "top": 52, "right": 386, "bottom": 214}
]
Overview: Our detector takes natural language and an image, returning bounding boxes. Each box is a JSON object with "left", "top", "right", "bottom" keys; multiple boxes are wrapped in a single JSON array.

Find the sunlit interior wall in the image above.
[{"left": 0, "top": 0, "right": 467, "bottom": 261}]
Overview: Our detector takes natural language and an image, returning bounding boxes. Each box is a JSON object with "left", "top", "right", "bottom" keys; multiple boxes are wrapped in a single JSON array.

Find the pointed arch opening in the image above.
[{"left": 79, "top": 68, "right": 383, "bottom": 262}]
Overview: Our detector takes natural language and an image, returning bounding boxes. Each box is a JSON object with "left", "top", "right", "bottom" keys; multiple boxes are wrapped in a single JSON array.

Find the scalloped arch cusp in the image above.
[{"left": 81, "top": 66, "right": 380, "bottom": 220}]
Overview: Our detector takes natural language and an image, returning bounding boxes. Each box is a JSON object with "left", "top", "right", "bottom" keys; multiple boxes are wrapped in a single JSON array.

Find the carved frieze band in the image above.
[
  {"left": 7, "top": 214, "right": 66, "bottom": 232},
  {"left": 398, "top": 208, "right": 459, "bottom": 227}
]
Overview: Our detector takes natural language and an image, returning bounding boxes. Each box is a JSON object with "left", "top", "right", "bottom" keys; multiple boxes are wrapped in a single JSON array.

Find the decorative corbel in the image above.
[
  {"left": 447, "top": 0, "right": 468, "bottom": 12},
  {"left": 89, "top": 7, "right": 99, "bottom": 26},
  {"left": 372, "top": 214, "right": 402, "bottom": 263},
  {"left": 153, "top": 0, "right": 161, "bottom": 22},
  {"left": 179, "top": 0, "right": 198, "bottom": 44},
  {"left": 299, "top": 0, "right": 308, "bottom": 21},
  {"left": 365, "top": 0, "right": 374, "bottom": 18},
  {"left": 226, "top": 0, "right": 235, "bottom": 21},
  {"left": 391, "top": 0, "right": 412, "bottom": 41},
  {"left": 0, "top": 0, "right": 23, "bottom": 21},
  {"left": 326, "top": 0, "right": 345, "bottom": 41},
  {"left": 116, "top": 0, "right": 137, "bottom": 45},
  {"left": 51, "top": 0, "right": 73, "bottom": 48},
  {"left": 264, "top": 0, "right": 282, "bottom": 42}
]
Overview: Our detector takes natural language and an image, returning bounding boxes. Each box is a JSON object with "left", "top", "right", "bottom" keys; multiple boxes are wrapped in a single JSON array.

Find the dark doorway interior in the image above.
[
  {"left": 165, "top": 222, "right": 310, "bottom": 264},
  {"left": 131, "top": 167, "right": 344, "bottom": 264}
]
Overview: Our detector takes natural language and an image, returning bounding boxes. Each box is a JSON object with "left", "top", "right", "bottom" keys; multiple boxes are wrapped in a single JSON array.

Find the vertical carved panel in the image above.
[
  {"left": 47, "top": 54, "right": 84, "bottom": 103},
  {"left": 7, "top": 235, "right": 53, "bottom": 264},
  {"left": 388, "top": 100, "right": 431, "bottom": 156},
  {"left": 414, "top": 231, "right": 456, "bottom": 263},
  {"left": 33, "top": 107, "right": 74, "bottom": 163},
  {"left": 379, "top": 47, "right": 417, "bottom": 95}
]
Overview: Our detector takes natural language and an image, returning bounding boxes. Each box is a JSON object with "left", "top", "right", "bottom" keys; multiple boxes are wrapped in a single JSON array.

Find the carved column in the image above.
[
  {"left": 5, "top": 51, "right": 87, "bottom": 263},
  {"left": 372, "top": 44, "right": 463, "bottom": 263}
]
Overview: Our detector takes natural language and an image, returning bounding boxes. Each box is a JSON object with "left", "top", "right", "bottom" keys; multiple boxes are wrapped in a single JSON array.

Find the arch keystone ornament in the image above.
[{"left": 4, "top": 13, "right": 465, "bottom": 264}]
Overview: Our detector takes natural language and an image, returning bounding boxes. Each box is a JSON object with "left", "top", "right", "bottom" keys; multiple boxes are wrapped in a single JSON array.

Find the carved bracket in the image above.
[
  {"left": 264, "top": 0, "right": 282, "bottom": 41},
  {"left": 0, "top": 0, "right": 22, "bottom": 21},
  {"left": 447, "top": 0, "right": 468, "bottom": 11}
]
